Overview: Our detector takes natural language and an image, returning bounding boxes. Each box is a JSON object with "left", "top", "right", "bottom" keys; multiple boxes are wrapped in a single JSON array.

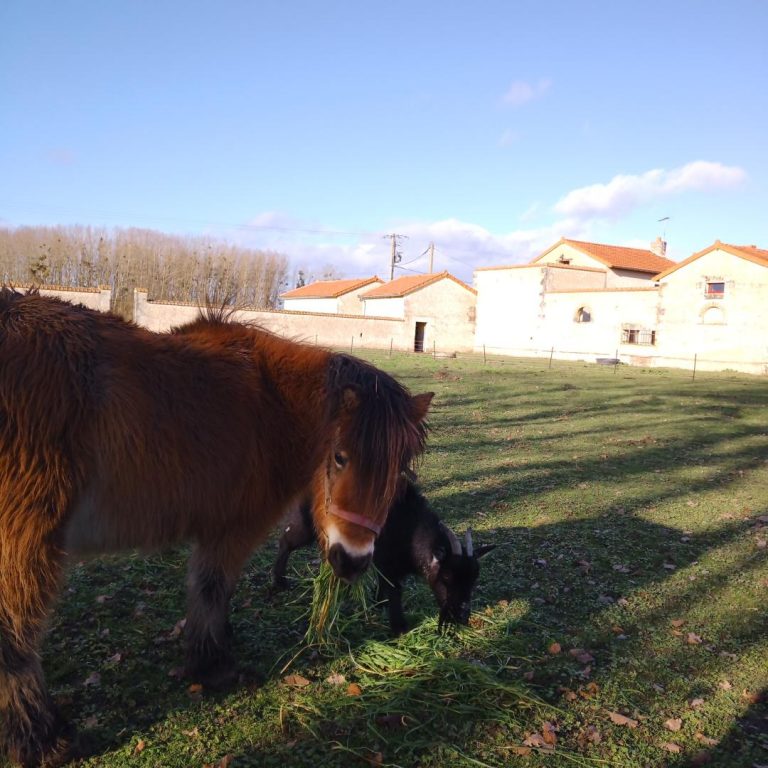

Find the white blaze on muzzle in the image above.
[{"left": 325, "top": 521, "right": 375, "bottom": 558}]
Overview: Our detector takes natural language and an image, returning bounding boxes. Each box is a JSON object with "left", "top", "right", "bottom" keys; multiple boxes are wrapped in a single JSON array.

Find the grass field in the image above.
[{"left": 10, "top": 354, "right": 768, "bottom": 767}]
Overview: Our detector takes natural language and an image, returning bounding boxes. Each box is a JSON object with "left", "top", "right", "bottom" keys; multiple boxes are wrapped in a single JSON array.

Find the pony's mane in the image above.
[{"left": 328, "top": 353, "right": 429, "bottom": 506}]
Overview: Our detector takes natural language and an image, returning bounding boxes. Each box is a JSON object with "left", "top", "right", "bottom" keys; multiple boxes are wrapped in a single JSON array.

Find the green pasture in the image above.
[{"left": 10, "top": 354, "right": 768, "bottom": 767}]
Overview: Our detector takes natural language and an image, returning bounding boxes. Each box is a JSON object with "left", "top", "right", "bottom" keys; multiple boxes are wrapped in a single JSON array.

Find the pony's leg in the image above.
[
  {"left": 0, "top": 550, "right": 73, "bottom": 768},
  {"left": 273, "top": 522, "right": 314, "bottom": 590},
  {"left": 185, "top": 541, "right": 251, "bottom": 689}
]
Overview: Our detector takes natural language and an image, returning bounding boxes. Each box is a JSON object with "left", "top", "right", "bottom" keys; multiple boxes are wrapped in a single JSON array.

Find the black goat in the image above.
[{"left": 273, "top": 480, "right": 496, "bottom": 634}]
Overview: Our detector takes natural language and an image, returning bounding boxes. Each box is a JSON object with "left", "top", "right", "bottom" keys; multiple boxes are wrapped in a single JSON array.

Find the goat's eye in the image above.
[{"left": 334, "top": 451, "right": 348, "bottom": 469}]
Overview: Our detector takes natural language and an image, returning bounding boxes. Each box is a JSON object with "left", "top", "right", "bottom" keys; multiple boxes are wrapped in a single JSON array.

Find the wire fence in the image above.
[{"left": 333, "top": 338, "right": 768, "bottom": 381}]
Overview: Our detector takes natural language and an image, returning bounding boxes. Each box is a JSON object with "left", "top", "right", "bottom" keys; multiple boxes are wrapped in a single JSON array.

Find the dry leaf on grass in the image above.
[
  {"left": 548, "top": 642, "right": 562, "bottom": 655},
  {"left": 83, "top": 672, "right": 101, "bottom": 687},
  {"left": 569, "top": 648, "right": 595, "bottom": 664},
  {"left": 134, "top": 740, "right": 146, "bottom": 754},
  {"left": 510, "top": 746, "right": 532, "bottom": 756},
  {"left": 325, "top": 673, "right": 346, "bottom": 686},
  {"left": 608, "top": 711, "right": 639, "bottom": 728},
  {"left": 542, "top": 721, "right": 558, "bottom": 745},
  {"left": 664, "top": 718, "right": 682, "bottom": 732},
  {"left": 661, "top": 742, "right": 682, "bottom": 753},
  {"left": 282, "top": 674, "right": 311, "bottom": 689},
  {"left": 695, "top": 733, "right": 718, "bottom": 746},
  {"left": 717, "top": 680, "right": 732, "bottom": 690},
  {"left": 670, "top": 618, "right": 686, "bottom": 627},
  {"left": 690, "top": 698, "right": 705, "bottom": 709},
  {"left": 522, "top": 732, "right": 553, "bottom": 750},
  {"left": 346, "top": 683, "right": 362, "bottom": 696},
  {"left": 686, "top": 632, "right": 703, "bottom": 644}
]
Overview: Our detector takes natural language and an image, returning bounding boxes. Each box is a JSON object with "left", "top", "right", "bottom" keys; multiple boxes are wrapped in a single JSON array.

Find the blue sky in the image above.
[{"left": 2, "top": 0, "right": 766, "bottom": 283}]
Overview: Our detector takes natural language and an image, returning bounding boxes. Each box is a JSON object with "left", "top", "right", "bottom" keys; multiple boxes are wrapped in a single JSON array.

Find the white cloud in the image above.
[
  {"left": 554, "top": 161, "right": 747, "bottom": 220},
  {"left": 501, "top": 78, "right": 552, "bottom": 107}
]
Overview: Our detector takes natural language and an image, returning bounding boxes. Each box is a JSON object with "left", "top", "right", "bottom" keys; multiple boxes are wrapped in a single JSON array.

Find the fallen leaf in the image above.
[
  {"left": 510, "top": 746, "right": 532, "bottom": 756},
  {"left": 695, "top": 733, "right": 718, "bottom": 746},
  {"left": 325, "top": 673, "right": 346, "bottom": 686},
  {"left": 134, "top": 740, "right": 146, "bottom": 754},
  {"left": 83, "top": 672, "right": 101, "bottom": 687},
  {"left": 569, "top": 648, "right": 595, "bottom": 664},
  {"left": 686, "top": 632, "right": 703, "bottom": 644},
  {"left": 717, "top": 680, "right": 732, "bottom": 690},
  {"left": 670, "top": 619, "right": 686, "bottom": 628},
  {"left": 661, "top": 742, "right": 682, "bottom": 753},
  {"left": 523, "top": 732, "right": 552, "bottom": 749},
  {"left": 365, "top": 753, "right": 383, "bottom": 767},
  {"left": 608, "top": 711, "right": 638, "bottom": 728},
  {"left": 742, "top": 689, "right": 760, "bottom": 704},
  {"left": 106, "top": 652, "right": 123, "bottom": 664},
  {"left": 548, "top": 642, "right": 562, "bottom": 655},
  {"left": 542, "top": 721, "right": 558, "bottom": 746},
  {"left": 346, "top": 683, "right": 362, "bottom": 696},
  {"left": 664, "top": 718, "right": 682, "bottom": 732},
  {"left": 608, "top": 712, "right": 638, "bottom": 728},
  {"left": 187, "top": 683, "right": 203, "bottom": 697},
  {"left": 690, "top": 698, "right": 705, "bottom": 709},
  {"left": 282, "top": 674, "right": 311, "bottom": 689}
]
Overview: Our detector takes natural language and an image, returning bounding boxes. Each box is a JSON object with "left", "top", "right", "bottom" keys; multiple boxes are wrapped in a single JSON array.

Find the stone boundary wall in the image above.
[{"left": 132, "top": 290, "right": 414, "bottom": 351}]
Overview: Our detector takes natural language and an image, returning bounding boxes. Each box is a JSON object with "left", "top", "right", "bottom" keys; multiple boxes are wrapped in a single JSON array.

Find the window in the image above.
[
  {"left": 705, "top": 281, "right": 725, "bottom": 298},
  {"left": 702, "top": 306, "right": 725, "bottom": 325},
  {"left": 621, "top": 328, "right": 656, "bottom": 345},
  {"left": 574, "top": 306, "right": 592, "bottom": 323}
]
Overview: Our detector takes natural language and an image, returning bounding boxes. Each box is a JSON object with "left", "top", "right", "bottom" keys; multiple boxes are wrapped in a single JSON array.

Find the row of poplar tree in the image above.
[{"left": 0, "top": 225, "right": 291, "bottom": 319}]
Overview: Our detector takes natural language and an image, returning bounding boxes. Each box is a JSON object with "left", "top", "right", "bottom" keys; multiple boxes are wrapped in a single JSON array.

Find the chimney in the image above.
[{"left": 651, "top": 236, "right": 667, "bottom": 257}]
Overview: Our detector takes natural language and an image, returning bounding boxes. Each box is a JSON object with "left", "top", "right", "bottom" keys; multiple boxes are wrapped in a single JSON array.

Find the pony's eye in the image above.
[{"left": 334, "top": 452, "right": 348, "bottom": 469}]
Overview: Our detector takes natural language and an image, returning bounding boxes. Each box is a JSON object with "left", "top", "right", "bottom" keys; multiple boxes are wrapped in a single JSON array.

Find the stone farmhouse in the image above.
[{"left": 474, "top": 238, "right": 768, "bottom": 375}]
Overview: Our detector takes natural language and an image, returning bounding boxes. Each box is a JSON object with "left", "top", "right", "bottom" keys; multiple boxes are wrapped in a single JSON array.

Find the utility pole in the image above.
[
  {"left": 428, "top": 242, "right": 435, "bottom": 272},
  {"left": 383, "top": 233, "right": 407, "bottom": 280}
]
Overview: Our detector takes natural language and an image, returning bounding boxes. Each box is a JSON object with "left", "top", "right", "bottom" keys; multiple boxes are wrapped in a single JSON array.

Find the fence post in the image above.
[
  {"left": 692, "top": 353, "right": 697, "bottom": 382},
  {"left": 389, "top": 338, "right": 393, "bottom": 357},
  {"left": 433, "top": 340, "right": 436, "bottom": 359},
  {"left": 613, "top": 349, "right": 619, "bottom": 374},
  {"left": 483, "top": 344, "right": 487, "bottom": 364},
  {"left": 548, "top": 346, "right": 554, "bottom": 369}
]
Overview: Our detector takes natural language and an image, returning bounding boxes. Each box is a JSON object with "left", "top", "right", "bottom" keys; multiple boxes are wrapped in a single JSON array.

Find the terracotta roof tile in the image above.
[
  {"left": 543, "top": 238, "right": 676, "bottom": 274},
  {"left": 361, "top": 271, "right": 475, "bottom": 298},
  {"left": 655, "top": 240, "right": 768, "bottom": 280},
  {"left": 280, "top": 276, "right": 382, "bottom": 299}
]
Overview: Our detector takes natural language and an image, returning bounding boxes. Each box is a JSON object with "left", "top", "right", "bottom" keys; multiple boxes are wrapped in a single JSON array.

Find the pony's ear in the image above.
[
  {"left": 411, "top": 391, "right": 434, "bottom": 422},
  {"left": 475, "top": 544, "right": 498, "bottom": 559}
]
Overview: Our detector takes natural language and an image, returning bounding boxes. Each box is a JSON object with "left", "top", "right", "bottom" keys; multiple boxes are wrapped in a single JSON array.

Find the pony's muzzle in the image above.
[{"left": 327, "top": 543, "right": 372, "bottom": 583}]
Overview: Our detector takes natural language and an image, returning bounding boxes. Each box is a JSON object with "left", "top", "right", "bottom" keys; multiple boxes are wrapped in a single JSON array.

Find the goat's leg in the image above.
[
  {"left": 378, "top": 578, "right": 408, "bottom": 636},
  {"left": 273, "top": 522, "right": 314, "bottom": 590}
]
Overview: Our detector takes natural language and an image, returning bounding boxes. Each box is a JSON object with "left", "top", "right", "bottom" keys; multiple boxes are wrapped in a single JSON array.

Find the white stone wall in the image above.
[
  {"left": 474, "top": 266, "right": 548, "bottom": 354},
  {"left": 282, "top": 296, "right": 339, "bottom": 314},
  {"left": 362, "top": 296, "right": 405, "bottom": 318},
  {"left": 37, "top": 285, "right": 112, "bottom": 312}
]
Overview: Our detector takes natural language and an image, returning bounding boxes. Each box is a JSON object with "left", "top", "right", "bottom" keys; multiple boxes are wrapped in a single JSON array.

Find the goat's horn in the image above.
[
  {"left": 441, "top": 522, "right": 462, "bottom": 556},
  {"left": 465, "top": 527, "right": 474, "bottom": 557}
]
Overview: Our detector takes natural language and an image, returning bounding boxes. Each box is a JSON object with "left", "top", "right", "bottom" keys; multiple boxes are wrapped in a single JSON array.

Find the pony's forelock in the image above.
[{"left": 328, "top": 354, "right": 429, "bottom": 509}]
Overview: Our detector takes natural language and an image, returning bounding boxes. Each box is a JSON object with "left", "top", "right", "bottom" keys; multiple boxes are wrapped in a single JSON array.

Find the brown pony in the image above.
[{"left": 0, "top": 289, "right": 432, "bottom": 767}]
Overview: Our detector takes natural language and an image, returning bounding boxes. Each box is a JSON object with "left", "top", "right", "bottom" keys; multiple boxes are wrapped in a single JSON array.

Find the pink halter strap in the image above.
[{"left": 329, "top": 505, "right": 383, "bottom": 536}]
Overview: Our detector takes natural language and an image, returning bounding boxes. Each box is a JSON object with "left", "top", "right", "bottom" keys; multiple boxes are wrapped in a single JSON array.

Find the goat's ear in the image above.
[{"left": 475, "top": 544, "right": 498, "bottom": 559}]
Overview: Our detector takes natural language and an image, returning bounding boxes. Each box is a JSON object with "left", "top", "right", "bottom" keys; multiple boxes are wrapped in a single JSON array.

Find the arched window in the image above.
[
  {"left": 574, "top": 306, "right": 592, "bottom": 323},
  {"left": 702, "top": 306, "right": 725, "bottom": 325}
]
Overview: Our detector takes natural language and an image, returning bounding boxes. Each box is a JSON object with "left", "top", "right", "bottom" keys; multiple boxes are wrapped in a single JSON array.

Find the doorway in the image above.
[{"left": 414, "top": 321, "right": 426, "bottom": 353}]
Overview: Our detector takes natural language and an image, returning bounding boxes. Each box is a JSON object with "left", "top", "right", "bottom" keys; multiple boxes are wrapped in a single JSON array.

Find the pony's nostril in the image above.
[{"left": 327, "top": 544, "right": 372, "bottom": 583}]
